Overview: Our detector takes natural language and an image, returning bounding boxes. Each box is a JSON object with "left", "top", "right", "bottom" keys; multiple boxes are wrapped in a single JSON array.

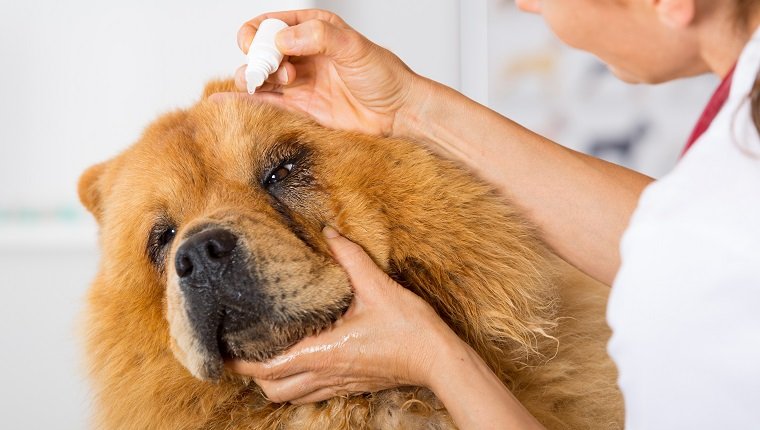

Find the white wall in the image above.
[
  {"left": 315, "top": 0, "right": 462, "bottom": 91},
  {"left": 0, "top": 249, "right": 99, "bottom": 428},
  {"left": 1, "top": 0, "right": 307, "bottom": 226}
]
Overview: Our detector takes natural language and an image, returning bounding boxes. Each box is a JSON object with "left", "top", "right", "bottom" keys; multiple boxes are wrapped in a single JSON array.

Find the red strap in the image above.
[{"left": 682, "top": 64, "right": 737, "bottom": 156}]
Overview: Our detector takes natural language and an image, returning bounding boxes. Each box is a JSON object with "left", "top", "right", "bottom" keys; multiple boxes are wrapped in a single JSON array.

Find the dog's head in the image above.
[{"left": 79, "top": 89, "right": 403, "bottom": 381}]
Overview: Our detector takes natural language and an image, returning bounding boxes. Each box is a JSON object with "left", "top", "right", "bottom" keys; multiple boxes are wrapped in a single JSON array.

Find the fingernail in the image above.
[
  {"left": 277, "top": 66, "right": 289, "bottom": 84},
  {"left": 322, "top": 226, "right": 340, "bottom": 239},
  {"left": 275, "top": 28, "right": 295, "bottom": 51},
  {"left": 238, "top": 33, "right": 250, "bottom": 53},
  {"left": 238, "top": 25, "right": 257, "bottom": 53}
]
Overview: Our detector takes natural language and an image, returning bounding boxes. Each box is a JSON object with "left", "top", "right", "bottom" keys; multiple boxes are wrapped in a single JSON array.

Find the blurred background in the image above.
[{"left": 0, "top": 0, "right": 716, "bottom": 427}]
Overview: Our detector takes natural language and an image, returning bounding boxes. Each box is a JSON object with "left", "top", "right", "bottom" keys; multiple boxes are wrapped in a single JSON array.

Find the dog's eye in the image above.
[
  {"left": 158, "top": 227, "right": 176, "bottom": 247},
  {"left": 147, "top": 224, "right": 177, "bottom": 268},
  {"left": 265, "top": 163, "right": 294, "bottom": 186}
]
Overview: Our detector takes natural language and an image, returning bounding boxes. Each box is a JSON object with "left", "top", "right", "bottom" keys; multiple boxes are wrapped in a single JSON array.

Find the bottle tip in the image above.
[{"left": 245, "top": 68, "right": 267, "bottom": 94}]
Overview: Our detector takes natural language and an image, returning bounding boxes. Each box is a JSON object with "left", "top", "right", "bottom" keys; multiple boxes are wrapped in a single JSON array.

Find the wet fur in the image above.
[{"left": 79, "top": 81, "right": 622, "bottom": 429}]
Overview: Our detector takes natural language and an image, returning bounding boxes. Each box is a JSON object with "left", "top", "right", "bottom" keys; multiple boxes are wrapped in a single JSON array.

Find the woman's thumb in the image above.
[
  {"left": 322, "top": 226, "right": 391, "bottom": 295},
  {"left": 275, "top": 20, "right": 362, "bottom": 60}
]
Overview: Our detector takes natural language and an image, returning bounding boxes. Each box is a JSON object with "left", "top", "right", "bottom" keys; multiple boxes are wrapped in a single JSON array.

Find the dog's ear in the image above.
[
  {"left": 78, "top": 162, "right": 108, "bottom": 222},
  {"left": 201, "top": 78, "right": 238, "bottom": 99}
]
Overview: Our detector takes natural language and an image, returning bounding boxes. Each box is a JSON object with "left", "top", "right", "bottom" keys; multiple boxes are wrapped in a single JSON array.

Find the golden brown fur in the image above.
[{"left": 79, "top": 80, "right": 622, "bottom": 429}]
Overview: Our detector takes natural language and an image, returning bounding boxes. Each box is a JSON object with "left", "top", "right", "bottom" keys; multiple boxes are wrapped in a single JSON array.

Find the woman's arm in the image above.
[
  {"left": 429, "top": 334, "right": 546, "bottom": 430},
  {"left": 396, "top": 80, "right": 653, "bottom": 285}
]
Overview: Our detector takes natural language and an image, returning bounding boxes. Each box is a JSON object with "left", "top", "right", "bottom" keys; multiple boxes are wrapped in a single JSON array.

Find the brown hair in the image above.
[
  {"left": 752, "top": 70, "right": 760, "bottom": 136},
  {"left": 737, "top": 0, "right": 760, "bottom": 136}
]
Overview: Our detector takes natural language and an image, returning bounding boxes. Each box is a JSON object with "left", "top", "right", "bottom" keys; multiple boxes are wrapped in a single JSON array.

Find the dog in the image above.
[{"left": 78, "top": 80, "right": 622, "bottom": 429}]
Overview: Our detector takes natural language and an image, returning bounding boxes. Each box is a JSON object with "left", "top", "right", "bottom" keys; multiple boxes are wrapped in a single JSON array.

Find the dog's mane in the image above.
[{"left": 83, "top": 94, "right": 620, "bottom": 430}]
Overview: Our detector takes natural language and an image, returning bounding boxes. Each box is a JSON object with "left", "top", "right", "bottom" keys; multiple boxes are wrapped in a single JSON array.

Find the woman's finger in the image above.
[
  {"left": 234, "top": 64, "right": 247, "bottom": 91},
  {"left": 270, "top": 60, "right": 295, "bottom": 85},
  {"left": 274, "top": 19, "right": 366, "bottom": 60},
  {"left": 254, "top": 372, "right": 321, "bottom": 403},
  {"left": 234, "top": 61, "right": 295, "bottom": 93},
  {"left": 225, "top": 352, "right": 306, "bottom": 380},
  {"left": 237, "top": 9, "right": 350, "bottom": 54},
  {"left": 225, "top": 326, "right": 347, "bottom": 380},
  {"left": 322, "top": 227, "right": 395, "bottom": 298},
  {"left": 289, "top": 387, "right": 347, "bottom": 405}
]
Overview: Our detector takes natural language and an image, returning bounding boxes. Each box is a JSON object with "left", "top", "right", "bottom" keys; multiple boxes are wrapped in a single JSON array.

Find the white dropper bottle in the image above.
[{"left": 245, "top": 18, "right": 289, "bottom": 94}]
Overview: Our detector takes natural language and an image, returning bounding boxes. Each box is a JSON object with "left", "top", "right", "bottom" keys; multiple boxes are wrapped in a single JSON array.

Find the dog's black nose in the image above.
[{"left": 175, "top": 228, "right": 238, "bottom": 279}]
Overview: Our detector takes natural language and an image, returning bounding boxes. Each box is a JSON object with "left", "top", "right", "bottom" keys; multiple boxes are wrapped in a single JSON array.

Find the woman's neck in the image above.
[{"left": 699, "top": 7, "right": 760, "bottom": 77}]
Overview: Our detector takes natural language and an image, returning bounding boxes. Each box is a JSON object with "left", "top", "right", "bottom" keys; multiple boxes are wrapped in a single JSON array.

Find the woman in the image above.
[{"left": 225, "top": 1, "right": 760, "bottom": 428}]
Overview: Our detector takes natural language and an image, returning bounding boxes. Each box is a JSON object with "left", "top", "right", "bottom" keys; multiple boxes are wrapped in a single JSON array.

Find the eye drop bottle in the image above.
[{"left": 245, "top": 18, "right": 289, "bottom": 94}]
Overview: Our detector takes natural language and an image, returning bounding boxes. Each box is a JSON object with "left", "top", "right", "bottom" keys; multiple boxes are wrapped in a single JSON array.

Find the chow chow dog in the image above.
[{"left": 79, "top": 81, "right": 622, "bottom": 429}]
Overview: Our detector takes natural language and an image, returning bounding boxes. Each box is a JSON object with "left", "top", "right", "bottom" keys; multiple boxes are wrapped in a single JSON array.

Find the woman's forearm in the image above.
[
  {"left": 427, "top": 335, "right": 546, "bottom": 430},
  {"left": 395, "top": 78, "right": 653, "bottom": 285}
]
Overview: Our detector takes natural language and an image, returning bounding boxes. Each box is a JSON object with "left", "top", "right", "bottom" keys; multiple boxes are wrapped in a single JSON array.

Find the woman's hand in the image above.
[
  {"left": 233, "top": 9, "right": 434, "bottom": 137},
  {"left": 225, "top": 227, "right": 546, "bottom": 429},
  {"left": 225, "top": 226, "right": 459, "bottom": 404}
]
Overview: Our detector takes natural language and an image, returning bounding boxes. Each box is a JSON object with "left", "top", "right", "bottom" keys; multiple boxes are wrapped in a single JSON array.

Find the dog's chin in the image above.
[
  {"left": 221, "top": 321, "right": 333, "bottom": 363},
  {"left": 221, "top": 295, "right": 354, "bottom": 363},
  {"left": 183, "top": 294, "right": 354, "bottom": 381}
]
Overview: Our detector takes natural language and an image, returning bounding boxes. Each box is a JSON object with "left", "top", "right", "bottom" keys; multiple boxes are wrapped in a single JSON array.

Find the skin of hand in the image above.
[
  {"left": 226, "top": 226, "right": 456, "bottom": 404},
  {"left": 234, "top": 9, "right": 425, "bottom": 137}
]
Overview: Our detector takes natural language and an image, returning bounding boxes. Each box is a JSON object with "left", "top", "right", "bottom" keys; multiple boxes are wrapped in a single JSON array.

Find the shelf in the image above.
[{"left": 0, "top": 220, "right": 98, "bottom": 251}]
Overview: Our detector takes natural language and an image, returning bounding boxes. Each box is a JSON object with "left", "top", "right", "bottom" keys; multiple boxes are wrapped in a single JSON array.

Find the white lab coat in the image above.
[{"left": 607, "top": 27, "right": 760, "bottom": 428}]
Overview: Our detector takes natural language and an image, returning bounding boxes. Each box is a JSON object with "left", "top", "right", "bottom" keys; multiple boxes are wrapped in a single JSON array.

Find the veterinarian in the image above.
[{"left": 226, "top": 1, "right": 760, "bottom": 428}]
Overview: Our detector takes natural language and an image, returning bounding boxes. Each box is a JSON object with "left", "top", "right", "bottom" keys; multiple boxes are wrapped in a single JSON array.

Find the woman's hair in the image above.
[
  {"left": 736, "top": 0, "right": 760, "bottom": 135},
  {"left": 752, "top": 72, "right": 760, "bottom": 135}
]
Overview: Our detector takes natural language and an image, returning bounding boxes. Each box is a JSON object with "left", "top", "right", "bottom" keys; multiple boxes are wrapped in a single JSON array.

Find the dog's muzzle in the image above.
[{"left": 173, "top": 227, "right": 264, "bottom": 379}]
